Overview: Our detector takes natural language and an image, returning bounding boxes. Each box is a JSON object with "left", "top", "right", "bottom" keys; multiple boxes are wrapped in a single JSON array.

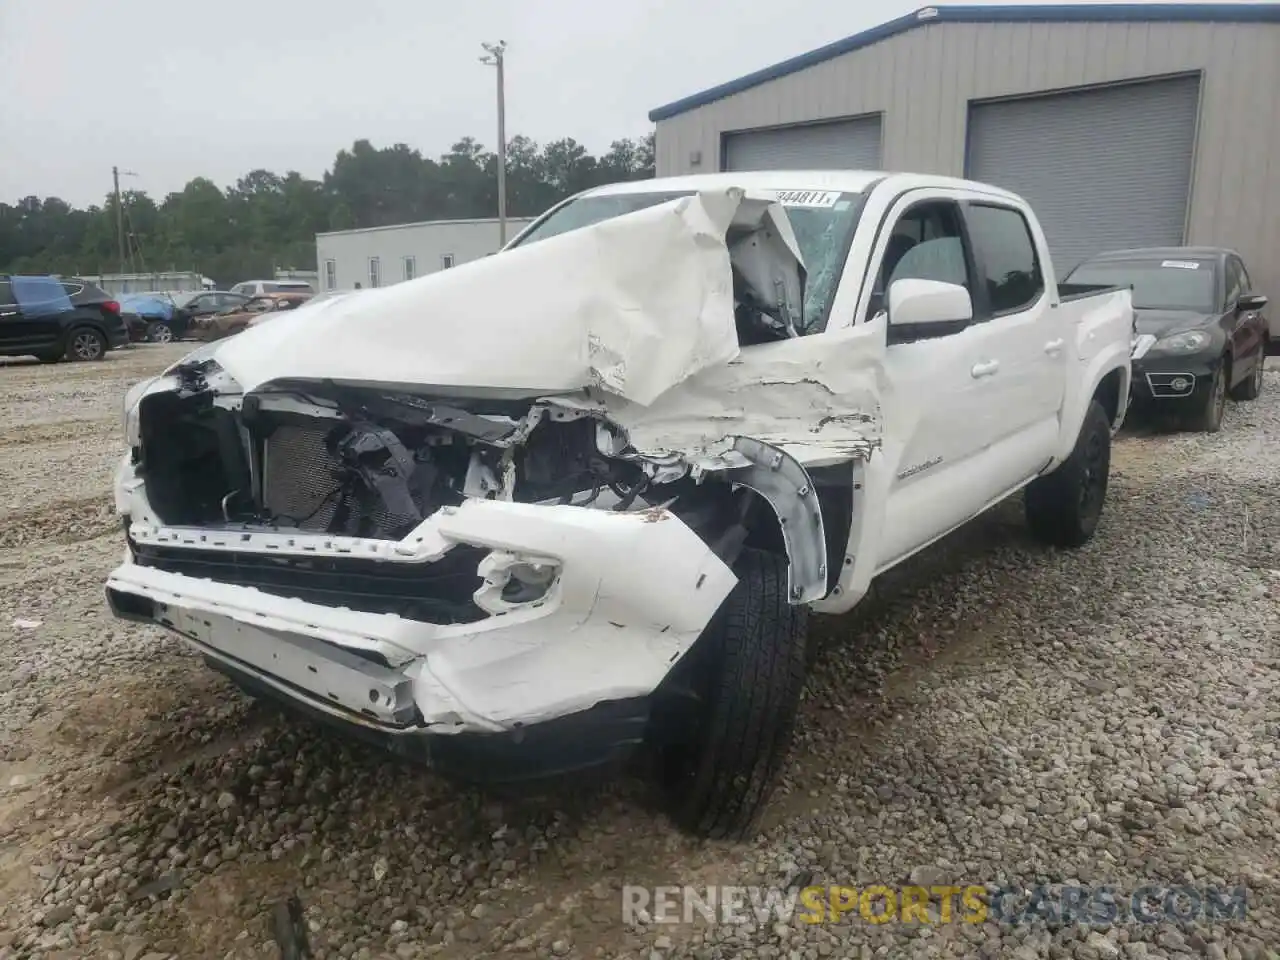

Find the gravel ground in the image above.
[{"left": 0, "top": 345, "right": 1277, "bottom": 960}]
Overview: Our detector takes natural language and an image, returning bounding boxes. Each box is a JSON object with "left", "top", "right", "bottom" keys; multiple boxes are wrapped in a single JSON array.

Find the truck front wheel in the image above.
[
  {"left": 659, "top": 548, "right": 807, "bottom": 840},
  {"left": 1025, "top": 399, "right": 1112, "bottom": 548}
]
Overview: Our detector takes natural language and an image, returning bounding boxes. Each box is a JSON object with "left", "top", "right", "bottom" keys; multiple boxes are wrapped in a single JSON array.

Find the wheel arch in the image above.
[{"left": 701, "top": 438, "right": 858, "bottom": 606}]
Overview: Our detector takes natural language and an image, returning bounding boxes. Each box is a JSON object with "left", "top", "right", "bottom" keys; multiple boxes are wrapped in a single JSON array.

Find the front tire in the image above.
[
  {"left": 1025, "top": 399, "right": 1112, "bottom": 548},
  {"left": 1188, "top": 360, "right": 1227, "bottom": 432},
  {"left": 66, "top": 326, "right": 107, "bottom": 362},
  {"left": 1229, "top": 349, "right": 1265, "bottom": 402},
  {"left": 146, "top": 320, "right": 174, "bottom": 344},
  {"left": 662, "top": 549, "right": 807, "bottom": 840}
]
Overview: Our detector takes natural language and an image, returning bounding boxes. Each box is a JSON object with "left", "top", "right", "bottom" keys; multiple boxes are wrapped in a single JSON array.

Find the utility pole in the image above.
[
  {"left": 480, "top": 41, "right": 508, "bottom": 245},
  {"left": 112, "top": 166, "right": 138, "bottom": 274},
  {"left": 113, "top": 166, "right": 125, "bottom": 274}
]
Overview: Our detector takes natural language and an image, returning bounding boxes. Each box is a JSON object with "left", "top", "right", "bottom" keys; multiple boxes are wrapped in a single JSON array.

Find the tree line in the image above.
[{"left": 0, "top": 134, "right": 655, "bottom": 288}]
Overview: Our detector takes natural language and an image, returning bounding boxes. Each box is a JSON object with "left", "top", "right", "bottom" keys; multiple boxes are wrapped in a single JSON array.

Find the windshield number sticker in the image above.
[
  {"left": 1161, "top": 260, "right": 1200, "bottom": 270},
  {"left": 769, "top": 190, "right": 842, "bottom": 208}
]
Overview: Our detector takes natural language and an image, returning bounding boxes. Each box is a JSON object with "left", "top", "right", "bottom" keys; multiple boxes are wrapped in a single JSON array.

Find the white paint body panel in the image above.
[
  {"left": 213, "top": 188, "right": 801, "bottom": 407},
  {"left": 109, "top": 498, "right": 736, "bottom": 732}
]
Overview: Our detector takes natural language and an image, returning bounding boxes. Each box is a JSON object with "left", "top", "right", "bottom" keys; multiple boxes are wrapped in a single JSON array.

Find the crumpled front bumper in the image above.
[{"left": 107, "top": 486, "right": 737, "bottom": 776}]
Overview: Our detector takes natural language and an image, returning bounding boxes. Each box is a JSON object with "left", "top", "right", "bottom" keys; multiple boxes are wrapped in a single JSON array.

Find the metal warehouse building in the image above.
[
  {"left": 650, "top": 3, "right": 1280, "bottom": 296},
  {"left": 315, "top": 217, "right": 534, "bottom": 292}
]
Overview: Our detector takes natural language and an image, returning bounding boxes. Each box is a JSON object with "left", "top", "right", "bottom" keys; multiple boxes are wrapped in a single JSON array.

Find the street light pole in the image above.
[{"left": 480, "top": 41, "right": 508, "bottom": 245}]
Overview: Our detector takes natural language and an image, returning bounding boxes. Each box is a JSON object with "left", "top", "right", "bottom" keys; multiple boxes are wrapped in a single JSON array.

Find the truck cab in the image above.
[{"left": 107, "top": 172, "right": 1133, "bottom": 840}]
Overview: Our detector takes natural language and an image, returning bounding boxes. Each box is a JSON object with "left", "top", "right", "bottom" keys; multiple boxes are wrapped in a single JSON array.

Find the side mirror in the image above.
[
  {"left": 1238, "top": 293, "right": 1268, "bottom": 312},
  {"left": 887, "top": 278, "right": 973, "bottom": 341}
]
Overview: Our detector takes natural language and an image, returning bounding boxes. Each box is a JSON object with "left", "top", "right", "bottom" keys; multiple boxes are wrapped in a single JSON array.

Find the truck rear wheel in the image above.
[
  {"left": 660, "top": 548, "right": 807, "bottom": 840},
  {"left": 1025, "top": 400, "right": 1111, "bottom": 548}
]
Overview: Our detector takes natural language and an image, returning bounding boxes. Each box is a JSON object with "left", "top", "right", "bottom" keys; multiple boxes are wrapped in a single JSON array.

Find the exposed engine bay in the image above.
[{"left": 138, "top": 374, "right": 699, "bottom": 540}]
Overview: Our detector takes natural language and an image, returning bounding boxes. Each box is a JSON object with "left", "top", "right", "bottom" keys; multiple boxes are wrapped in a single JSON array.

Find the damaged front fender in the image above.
[{"left": 698, "top": 437, "right": 829, "bottom": 604}]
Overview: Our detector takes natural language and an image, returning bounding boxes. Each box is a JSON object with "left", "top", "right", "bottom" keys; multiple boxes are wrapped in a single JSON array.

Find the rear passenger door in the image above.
[{"left": 960, "top": 199, "right": 1063, "bottom": 483}]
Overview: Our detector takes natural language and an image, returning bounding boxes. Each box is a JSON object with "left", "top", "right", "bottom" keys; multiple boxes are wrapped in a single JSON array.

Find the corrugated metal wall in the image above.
[
  {"left": 655, "top": 21, "right": 1280, "bottom": 302},
  {"left": 723, "top": 115, "right": 883, "bottom": 170},
  {"left": 967, "top": 74, "right": 1202, "bottom": 272}
]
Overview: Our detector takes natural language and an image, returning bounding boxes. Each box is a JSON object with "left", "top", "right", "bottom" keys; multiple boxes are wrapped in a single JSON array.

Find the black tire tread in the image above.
[
  {"left": 673, "top": 549, "right": 807, "bottom": 840},
  {"left": 1229, "top": 352, "right": 1264, "bottom": 403},
  {"left": 1025, "top": 400, "right": 1111, "bottom": 549},
  {"left": 1190, "top": 361, "right": 1227, "bottom": 432}
]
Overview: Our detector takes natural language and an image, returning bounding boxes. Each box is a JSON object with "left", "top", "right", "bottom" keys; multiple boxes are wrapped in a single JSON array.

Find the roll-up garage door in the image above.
[
  {"left": 723, "top": 115, "right": 883, "bottom": 171},
  {"left": 966, "top": 75, "right": 1200, "bottom": 274}
]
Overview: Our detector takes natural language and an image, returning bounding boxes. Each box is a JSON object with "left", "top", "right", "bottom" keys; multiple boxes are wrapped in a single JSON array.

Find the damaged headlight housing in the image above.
[
  {"left": 474, "top": 552, "right": 562, "bottom": 614},
  {"left": 1151, "top": 329, "right": 1210, "bottom": 355}
]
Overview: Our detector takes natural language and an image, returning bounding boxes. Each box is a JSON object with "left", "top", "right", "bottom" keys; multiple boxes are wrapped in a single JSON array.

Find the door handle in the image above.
[
  {"left": 0, "top": 310, "right": 17, "bottom": 318},
  {"left": 970, "top": 359, "right": 1000, "bottom": 379},
  {"left": 1044, "top": 338, "right": 1065, "bottom": 355}
]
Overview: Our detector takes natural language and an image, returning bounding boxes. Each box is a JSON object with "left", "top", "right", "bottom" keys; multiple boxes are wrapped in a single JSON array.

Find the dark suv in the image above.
[{"left": 0, "top": 275, "right": 129, "bottom": 362}]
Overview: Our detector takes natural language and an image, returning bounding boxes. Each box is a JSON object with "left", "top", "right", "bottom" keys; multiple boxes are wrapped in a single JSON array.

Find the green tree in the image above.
[{"left": 1, "top": 130, "right": 658, "bottom": 285}]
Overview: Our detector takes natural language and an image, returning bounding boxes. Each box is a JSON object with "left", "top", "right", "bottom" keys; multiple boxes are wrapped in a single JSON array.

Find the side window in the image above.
[
  {"left": 964, "top": 204, "right": 1044, "bottom": 316},
  {"left": 866, "top": 200, "right": 972, "bottom": 321},
  {"left": 1238, "top": 260, "right": 1253, "bottom": 293}
]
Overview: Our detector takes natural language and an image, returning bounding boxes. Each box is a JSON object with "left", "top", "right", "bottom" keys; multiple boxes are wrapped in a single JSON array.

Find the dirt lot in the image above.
[{"left": 0, "top": 345, "right": 1277, "bottom": 960}]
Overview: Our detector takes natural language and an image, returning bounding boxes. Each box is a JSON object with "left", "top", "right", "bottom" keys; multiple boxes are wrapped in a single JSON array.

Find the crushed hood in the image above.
[{"left": 207, "top": 188, "right": 806, "bottom": 407}]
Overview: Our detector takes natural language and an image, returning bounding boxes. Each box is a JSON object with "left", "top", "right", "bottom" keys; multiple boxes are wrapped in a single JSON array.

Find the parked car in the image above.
[
  {"left": 1, "top": 275, "right": 128, "bottom": 362},
  {"left": 230, "top": 279, "right": 314, "bottom": 296},
  {"left": 1063, "top": 247, "right": 1268, "bottom": 432},
  {"left": 244, "top": 289, "right": 362, "bottom": 329},
  {"left": 172, "top": 290, "right": 252, "bottom": 324},
  {"left": 119, "top": 293, "right": 182, "bottom": 343},
  {"left": 108, "top": 171, "right": 1133, "bottom": 838},
  {"left": 190, "top": 292, "right": 312, "bottom": 341}
]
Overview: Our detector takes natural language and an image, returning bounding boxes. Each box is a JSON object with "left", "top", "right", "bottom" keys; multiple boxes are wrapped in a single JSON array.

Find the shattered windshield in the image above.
[{"left": 511, "top": 189, "right": 865, "bottom": 334}]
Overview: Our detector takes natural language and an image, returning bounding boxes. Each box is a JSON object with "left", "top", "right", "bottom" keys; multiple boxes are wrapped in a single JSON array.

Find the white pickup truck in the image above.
[{"left": 107, "top": 171, "right": 1133, "bottom": 839}]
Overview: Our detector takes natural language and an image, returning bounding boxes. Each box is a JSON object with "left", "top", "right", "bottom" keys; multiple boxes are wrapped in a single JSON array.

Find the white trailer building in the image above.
[{"left": 314, "top": 217, "right": 535, "bottom": 292}]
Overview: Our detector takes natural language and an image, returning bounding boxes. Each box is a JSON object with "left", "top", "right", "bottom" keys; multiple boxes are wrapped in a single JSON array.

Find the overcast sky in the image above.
[{"left": 0, "top": 0, "right": 1237, "bottom": 207}]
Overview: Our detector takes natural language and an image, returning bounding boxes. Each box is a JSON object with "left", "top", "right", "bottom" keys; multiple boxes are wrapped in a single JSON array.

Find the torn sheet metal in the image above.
[
  {"left": 208, "top": 188, "right": 805, "bottom": 407},
  {"left": 552, "top": 323, "right": 886, "bottom": 466}
]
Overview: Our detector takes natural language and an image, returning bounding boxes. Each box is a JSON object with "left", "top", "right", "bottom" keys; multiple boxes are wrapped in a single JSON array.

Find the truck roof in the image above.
[{"left": 581, "top": 170, "right": 1024, "bottom": 203}]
